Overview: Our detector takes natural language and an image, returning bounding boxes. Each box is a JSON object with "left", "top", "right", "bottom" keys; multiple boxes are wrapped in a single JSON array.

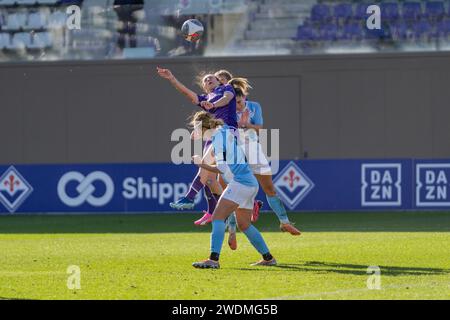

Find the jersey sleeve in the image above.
[
  {"left": 197, "top": 94, "right": 207, "bottom": 107},
  {"left": 251, "top": 102, "right": 264, "bottom": 126},
  {"left": 223, "top": 84, "right": 235, "bottom": 96}
]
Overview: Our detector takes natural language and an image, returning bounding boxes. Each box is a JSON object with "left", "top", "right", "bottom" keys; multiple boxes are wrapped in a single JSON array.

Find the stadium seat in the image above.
[
  {"left": 8, "top": 32, "right": 31, "bottom": 50},
  {"left": 403, "top": 2, "right": 422, "bottom": 21},
  {"left": 48, "top": 11, "right": 67, "bottom": 29},
  {"left": 27, "top": 11, "right": 48, "bottom": 30},
  {"left": 3, "top": 12, "right": 28, "bottom": 31},
  {"left": 412, "top": 19, "right": 432, "bottom": 38},
  {"left": 319, "top": 22, "right": 338, "bottom": 41},
  {"left": 59, "top": 0, "right": 83, "bottom": 6},
  {"left": 341, "top": 21, "right": 363, "bottom": 40},
  {"left": 0, "top": 0, "right": 18, "bottom": 5},
  {"left": 381, "top": 2, "right": 400, "bottom": 21},
  {"left": 354, "top": 3, "right": 369, "bottom": 20},
  {"left": 28, "top": 31, "right": 52, "bottom": 49},
  {"left": 333, "top": 3, "right": 352, "bottom": 20},
  {"left": 436, "top": 18, "right": 450, "bottom": 36},
  {"left": 425, "top": 1, "right": 445, "bottom": 20},
  {"left": 311, "top": 3, "right": 331, "bottom": 22},
  {"left": 364, "top": 27, "right": 387, "bottom": 40},
  {"left": 136, "top": 35, "right": 158, "bottom": 49},
  {"left": 16, "top": 0, "right": 36, "bottom": 5},
  {"left": 0, "top": 33, "right": 10, "bottom": 49},
  {"left": 391, "top": 20, "right": 409, "bottom": 40},
  {"left": 36, "top": 0, "right": 59, "bottom": 4},
  {"left": 295, "top": 24, "right": 314, "bottom": 41}
]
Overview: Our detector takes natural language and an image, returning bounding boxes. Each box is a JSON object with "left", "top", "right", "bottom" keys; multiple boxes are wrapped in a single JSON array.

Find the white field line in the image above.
[{"left": 263, "top": 282, "right": 450, "bottom": 300}]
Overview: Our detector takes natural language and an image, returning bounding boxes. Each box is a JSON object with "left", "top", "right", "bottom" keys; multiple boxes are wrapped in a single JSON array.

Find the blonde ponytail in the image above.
[
  {"left": 228, "top": 77, "right": 252, "bottom": 96},
  {"left": 208, "top": 117, "right": 224, "bottom": 129},
  {"left": 189, "top": 111, "right": 224, "bottom": 130},
  {"left": 215, "top": 69, "right": 233, "bottom": 82}
]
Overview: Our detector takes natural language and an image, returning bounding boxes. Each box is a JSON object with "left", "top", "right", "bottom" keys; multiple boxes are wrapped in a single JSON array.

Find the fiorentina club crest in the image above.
[
  {"left": 273, "top": 161, "right": 314, "bottom": 210},
  {"left": 0, "top": 166, "right": 33, "bottom": 213}
]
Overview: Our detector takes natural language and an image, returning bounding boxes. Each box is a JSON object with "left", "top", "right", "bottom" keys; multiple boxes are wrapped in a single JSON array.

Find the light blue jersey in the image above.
[
  {"left": 247, "top": 101, "right": 264, "bottom": 125},
  {"left": 236, "top": 100, "right": 263, "bottom": 141},
  {"left": 211, "top": 126, "right": 258, "bottom": 187}
]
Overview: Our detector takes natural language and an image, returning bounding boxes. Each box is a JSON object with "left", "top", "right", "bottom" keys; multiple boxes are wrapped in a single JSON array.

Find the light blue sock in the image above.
[
  {"left": 243, "top": 225, "right": 270, "bottom": 255},
  {"left": 211, "top": 220, "right": 226, "bottom": 254},
  {"left": 266, "top": 195, "right": 289, "bottom": 224},
  {"left": 227, "top": 213, "right": 237, "bottom": 232}
]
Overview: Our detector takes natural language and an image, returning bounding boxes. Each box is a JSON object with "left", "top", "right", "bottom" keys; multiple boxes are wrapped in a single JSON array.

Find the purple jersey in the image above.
[{"left": 197, "top": 84, "right": 237, "bottom": 128}]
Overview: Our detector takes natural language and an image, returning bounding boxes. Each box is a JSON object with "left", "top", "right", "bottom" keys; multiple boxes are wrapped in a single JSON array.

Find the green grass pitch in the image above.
[{"left": 0, "top": 211, "right": 449, "bottom": 300}]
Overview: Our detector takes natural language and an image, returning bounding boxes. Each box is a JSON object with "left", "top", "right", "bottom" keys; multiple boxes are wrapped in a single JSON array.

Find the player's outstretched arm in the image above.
[
  {"left": 192, "top": 155, "right": 221, "bottom": 174},
  {"left": 156, "top": 67, "right": 199, "bottom": 105},
  {"left": 197, "top": 163, "right": 221, "bottom": 174},
  {"left": 239, "top": 119, "right": 262, "bottom": 133},
  {"left": 211, "top": 91, "right": 234, "bottom": 109}
]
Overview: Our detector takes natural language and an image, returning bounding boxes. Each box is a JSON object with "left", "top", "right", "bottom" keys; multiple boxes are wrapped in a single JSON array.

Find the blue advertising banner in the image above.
[{"left": 0, "top": 160, "right": 449, "bottom": 214}]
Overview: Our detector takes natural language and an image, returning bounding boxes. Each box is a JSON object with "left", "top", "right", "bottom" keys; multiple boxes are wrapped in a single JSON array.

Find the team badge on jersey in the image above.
[
  {"left": 0, "top": 166, "right": 33, "bottom": 213},
  {"left": 273, "top": 161, "right": 314, "bottom": 210}
]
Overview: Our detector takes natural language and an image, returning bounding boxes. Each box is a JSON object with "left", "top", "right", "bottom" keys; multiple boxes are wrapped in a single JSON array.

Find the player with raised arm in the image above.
[
  {"left": 157, "top": 67, "right": 261, "bottom": 227},
  {"left": 156, "top": 67, "right": 236, "bottom": 218},
  {"left": 190, "top": 77, "right": 263, "bottom": 228},
  {"left": 215, "top": 70, "right": 301, "bottom": 251},
  {"left": 190, "top": 111, "right": 277, "bottom": 269}
]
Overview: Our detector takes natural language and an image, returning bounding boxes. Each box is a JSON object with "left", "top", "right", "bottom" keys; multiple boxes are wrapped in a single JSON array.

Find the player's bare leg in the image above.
[
  {"left": 200, "top": 170, "right": 222, "bottom": 194},
  {"left": 200, "top": 146, "right": 223, "bottom": 194}
]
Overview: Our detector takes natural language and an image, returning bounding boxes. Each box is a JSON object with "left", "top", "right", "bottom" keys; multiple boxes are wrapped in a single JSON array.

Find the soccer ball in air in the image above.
[{"left": 181, "top": 19, "right": 204, "bottom": 42}]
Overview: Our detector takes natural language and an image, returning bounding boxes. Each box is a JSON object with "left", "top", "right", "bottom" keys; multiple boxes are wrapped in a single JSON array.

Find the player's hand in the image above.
[
  {"left": 238, "top": 109, "right": 250, "bottom": 128},
  {"left": 200, "top": 101, "right": 215, "bottom": 110},
  {"left": 156, "top": 67, "right": 174, "bottom": 81},
  {"left": 192, "top": 155, "right": 202, "bottom": 165},
  {"left": 190, "top": 130, "right": 202, "bottom": 141},
  {"left": 238, "top": 119, "right": 247, "bottom": 128}
]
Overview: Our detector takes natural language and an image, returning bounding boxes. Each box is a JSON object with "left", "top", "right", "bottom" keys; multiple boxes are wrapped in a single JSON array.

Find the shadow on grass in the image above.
[
  {"left": 231, "top": 261, "right": 450, "bottom": 276},
  {"left": 0, "top": 212, "right": 449, "bottom": 234}
]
